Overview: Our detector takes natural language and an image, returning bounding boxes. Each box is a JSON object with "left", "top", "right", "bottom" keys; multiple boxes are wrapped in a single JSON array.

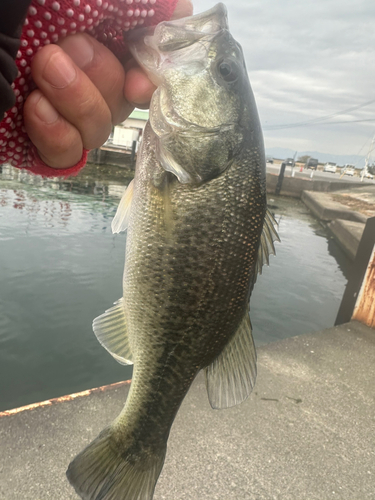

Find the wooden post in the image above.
[
  {"left": 335, "top": 217, "right": 375, "bottom": 328},
  {"left": 352, "top": 246, "right": 375, "bottom": 327}
]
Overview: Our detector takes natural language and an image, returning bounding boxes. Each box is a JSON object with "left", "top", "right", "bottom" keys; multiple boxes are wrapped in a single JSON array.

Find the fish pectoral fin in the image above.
[
  {"left": 255, "top": 208, "right": 280, "bottom": 276},
  {"left": 158, "top": 140, "right": 194, "bottom": 184},
  {"left": 205, "top": 309, "right": 256, "bottom": 409},
  {"left": 92, "top": 298, "right": 133, "bottom": 365},
  {"left": 111, "top": 179, "right": 134, "bottom": 234}
]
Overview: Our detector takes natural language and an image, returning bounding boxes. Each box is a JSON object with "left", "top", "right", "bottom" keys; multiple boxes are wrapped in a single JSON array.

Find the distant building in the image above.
[
  {"left": 109, "top": 109, "right": 149, "bottom": 150},
  {"left": 89, "top": 109, "right": 150, "bottom": 166}
]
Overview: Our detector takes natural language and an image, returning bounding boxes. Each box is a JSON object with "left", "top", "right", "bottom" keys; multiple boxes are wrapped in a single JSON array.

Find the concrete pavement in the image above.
[
  {"left": 1, "top": 320, "right": 374, "bottom": 500},
  {"left": 301, "top": 191, "right": 368, "bottom": 223}
]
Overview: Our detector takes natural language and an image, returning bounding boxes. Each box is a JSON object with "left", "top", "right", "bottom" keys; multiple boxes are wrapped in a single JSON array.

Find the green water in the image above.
[{"left": 0, "top": 164, "right": 351, "bottom": 412}]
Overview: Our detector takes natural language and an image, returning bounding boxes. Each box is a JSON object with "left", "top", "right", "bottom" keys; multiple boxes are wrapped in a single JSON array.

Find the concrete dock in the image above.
[
  {"left": 266, "top": 168, "right": 375, "bottom": 260},
  {"left": 300, "top": 185, "right": 375, "bottom": 261},
  {"left": 1, "top": 320, "right": 374, "bottom": 500}
]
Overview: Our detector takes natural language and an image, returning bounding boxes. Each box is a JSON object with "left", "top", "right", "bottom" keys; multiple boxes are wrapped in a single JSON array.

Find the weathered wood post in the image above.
[
  {"left": 352, "top": 246, "right": 375, "bottom": 328},
  {"left": 335, "top": 216, "right": 375, "bottom": 328}
]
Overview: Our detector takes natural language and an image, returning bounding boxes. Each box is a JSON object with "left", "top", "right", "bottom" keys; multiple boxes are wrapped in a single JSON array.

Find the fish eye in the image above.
[{"left": 217, "top": 59, "right": 239, "bottom": 83}]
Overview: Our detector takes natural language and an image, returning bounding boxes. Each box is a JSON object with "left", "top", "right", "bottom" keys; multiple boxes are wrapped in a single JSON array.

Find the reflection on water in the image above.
[
  {"left": 0, "top": 164, "right": 133, "bottom": 412},
  {"left": 0, "top": 165, "right": 351, "bottom": 411}
]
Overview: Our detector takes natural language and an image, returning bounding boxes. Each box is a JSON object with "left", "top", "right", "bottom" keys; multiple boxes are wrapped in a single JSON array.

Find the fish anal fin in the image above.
[
  {"left": 93, "top": 298, "right": 133, "bottom": 365},
  {"left": 111, "top": 179, "right": 134, "bottom": 234},
  {"left": 205, "top": 310, "right": 257, "bottom": 409}
]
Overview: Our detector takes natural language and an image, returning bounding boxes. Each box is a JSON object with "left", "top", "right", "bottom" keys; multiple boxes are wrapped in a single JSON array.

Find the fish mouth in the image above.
[
  {"left": 126, "top": 3, "right": 229, "bottom": 86},
  {"left": 127, "top": 3, "right": 235, "bottom": 138}
]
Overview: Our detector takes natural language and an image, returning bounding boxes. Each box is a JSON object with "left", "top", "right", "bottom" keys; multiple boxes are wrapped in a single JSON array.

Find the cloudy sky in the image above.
[{"left": 195, "top": 0, "right": 375, "bottom": 160}]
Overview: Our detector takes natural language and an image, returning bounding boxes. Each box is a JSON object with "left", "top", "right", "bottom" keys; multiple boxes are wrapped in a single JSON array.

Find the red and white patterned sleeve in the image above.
[{"left": 0, "top": 0, "right": 178, "bottom": 177}]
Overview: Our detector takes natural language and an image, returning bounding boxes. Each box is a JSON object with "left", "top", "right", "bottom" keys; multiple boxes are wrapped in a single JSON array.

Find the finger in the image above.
[
  {"left": 30, "top": 43, "right": 112, "bottom": 150},
  {"left": 123, "top": 65, "right": 157, "bottom": 107},
  {"left": 171, "top": 0, "right": 193, "bottom": 19},
  {"left": 24, "top": 90, "right": 83, "bottom": 168},
  {"left": 58, "top": 34, "right": 133, "bottom": 125},
  {"left": 122, "top": 0, "right": 194, "bottom": 107}
]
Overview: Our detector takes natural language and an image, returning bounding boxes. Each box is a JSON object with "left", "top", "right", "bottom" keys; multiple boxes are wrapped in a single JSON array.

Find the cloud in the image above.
[{"left": 196, "top": 0, "right": 375, "bottom": 155}]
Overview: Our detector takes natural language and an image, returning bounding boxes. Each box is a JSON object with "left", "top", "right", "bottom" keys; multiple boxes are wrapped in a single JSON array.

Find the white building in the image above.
[{"left": 109, "top": 109, "right": 149, "bottom": 150}]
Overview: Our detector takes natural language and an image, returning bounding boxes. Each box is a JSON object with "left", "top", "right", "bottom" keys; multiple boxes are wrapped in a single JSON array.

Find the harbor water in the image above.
[{"left": 0, "top": 164, "right": 351, "bottom": 412}]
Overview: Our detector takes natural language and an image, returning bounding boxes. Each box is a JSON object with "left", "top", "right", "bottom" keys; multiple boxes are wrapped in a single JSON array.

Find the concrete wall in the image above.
[{"left": 266, "top": 173, "right": 369, "bottom": 198}]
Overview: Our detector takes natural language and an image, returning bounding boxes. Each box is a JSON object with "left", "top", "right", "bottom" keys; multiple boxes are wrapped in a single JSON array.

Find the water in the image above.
[
  {"left": 251, "top": 197, "right": 351, "bottom": 344},
  {"left": 0, "top": 165, "right": 351, "bottom": 412}
]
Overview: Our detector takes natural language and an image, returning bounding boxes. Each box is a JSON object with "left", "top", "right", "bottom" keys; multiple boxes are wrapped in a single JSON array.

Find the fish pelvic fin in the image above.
[
  {"left": 205, "top": 309, "right": 256, "bottom": 409},
  {"left": 255, "top": 208, "right": 280, "bottom": 276},
  {"left": 111, "top": 179, "right": 134, "bottom": 234},
  {"left": 93, "top": 298, "right": 133, "bottom": 365},
  {"left": 67, "top": 427, "right": 166, "bottom": 500}
]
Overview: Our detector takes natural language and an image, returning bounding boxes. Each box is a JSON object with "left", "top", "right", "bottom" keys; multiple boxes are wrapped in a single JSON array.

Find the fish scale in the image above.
[{"left": 67, "top": 4, "right": 279, "bottom": 500}]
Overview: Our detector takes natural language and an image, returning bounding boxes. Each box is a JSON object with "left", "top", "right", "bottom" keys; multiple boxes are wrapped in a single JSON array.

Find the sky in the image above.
[{"left": 195, "top": 0, "right": 375, "bottom": 160}]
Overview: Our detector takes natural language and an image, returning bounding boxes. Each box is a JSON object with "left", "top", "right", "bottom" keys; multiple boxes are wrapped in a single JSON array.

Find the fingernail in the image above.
[
  {"left": 43, "top": 51, "right": 77, "bottom": 89},
  {"left": 61, "top": 34, "right": 95, "bottom": 70},
  {"left": 35, "top": 95, "right": 59, "bottom": 124}
]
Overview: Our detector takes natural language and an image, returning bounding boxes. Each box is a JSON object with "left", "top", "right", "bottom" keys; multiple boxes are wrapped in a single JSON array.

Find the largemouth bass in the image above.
[{"left": 67, "top": 4, "right": 279, "bottom": 499}]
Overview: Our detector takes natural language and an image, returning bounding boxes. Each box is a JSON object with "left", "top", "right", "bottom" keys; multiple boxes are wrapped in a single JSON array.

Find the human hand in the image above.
[{"left": 23, "top": 0, "right": 193, "bottom": 170}]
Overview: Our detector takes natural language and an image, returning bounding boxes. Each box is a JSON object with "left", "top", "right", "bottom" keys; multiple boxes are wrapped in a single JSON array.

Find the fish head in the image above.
[{"left": 128, "top": 3, "right": 264, "bottom": 185}]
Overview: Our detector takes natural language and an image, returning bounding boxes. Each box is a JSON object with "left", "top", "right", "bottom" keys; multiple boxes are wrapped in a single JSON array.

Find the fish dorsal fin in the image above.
[
  {"left": 92, "top": 298, "right": 133, "bottom": 365},
  {"left": 255, "top": 208, "right": 280, "bottom": 276},
  {"left": 205, "top": 309, "right": 256, "bottom": 409},
  {"left": 111, "top": 180, "right": 134, "bottom": 234}
]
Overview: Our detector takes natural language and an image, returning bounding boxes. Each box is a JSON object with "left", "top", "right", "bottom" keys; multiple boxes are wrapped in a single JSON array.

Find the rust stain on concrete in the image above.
[
  {"left": 353, "top": 246, "right": 375, "bottom": 328},
  {"left": 0, "top": 379, "right": 131, "bottom": 418}
]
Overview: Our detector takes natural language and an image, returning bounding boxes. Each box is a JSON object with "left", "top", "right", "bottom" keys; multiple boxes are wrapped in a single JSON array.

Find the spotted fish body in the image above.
[{"left": 67, "top": 4, "right": 278, "bottom": 499}]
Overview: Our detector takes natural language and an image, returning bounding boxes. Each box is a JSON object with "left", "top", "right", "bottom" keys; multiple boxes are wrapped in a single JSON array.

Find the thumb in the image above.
[{"left": 171, "top": 0, "right": 193, "bottom": 20}]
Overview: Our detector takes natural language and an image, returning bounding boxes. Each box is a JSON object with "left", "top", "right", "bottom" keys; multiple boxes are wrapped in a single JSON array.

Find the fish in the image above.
[{"left": 66, "top": 3, "right": 279, "bottom": 499}]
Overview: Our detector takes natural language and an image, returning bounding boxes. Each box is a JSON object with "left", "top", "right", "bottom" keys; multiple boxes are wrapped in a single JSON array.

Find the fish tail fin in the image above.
[{"left": 67, "top": 427, "right": 166, "bottom": 500}]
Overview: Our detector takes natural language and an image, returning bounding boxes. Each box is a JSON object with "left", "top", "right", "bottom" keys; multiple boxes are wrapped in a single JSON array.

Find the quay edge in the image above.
[{"left": 0, "top": 321, "right": 374, "bottom": 500}]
